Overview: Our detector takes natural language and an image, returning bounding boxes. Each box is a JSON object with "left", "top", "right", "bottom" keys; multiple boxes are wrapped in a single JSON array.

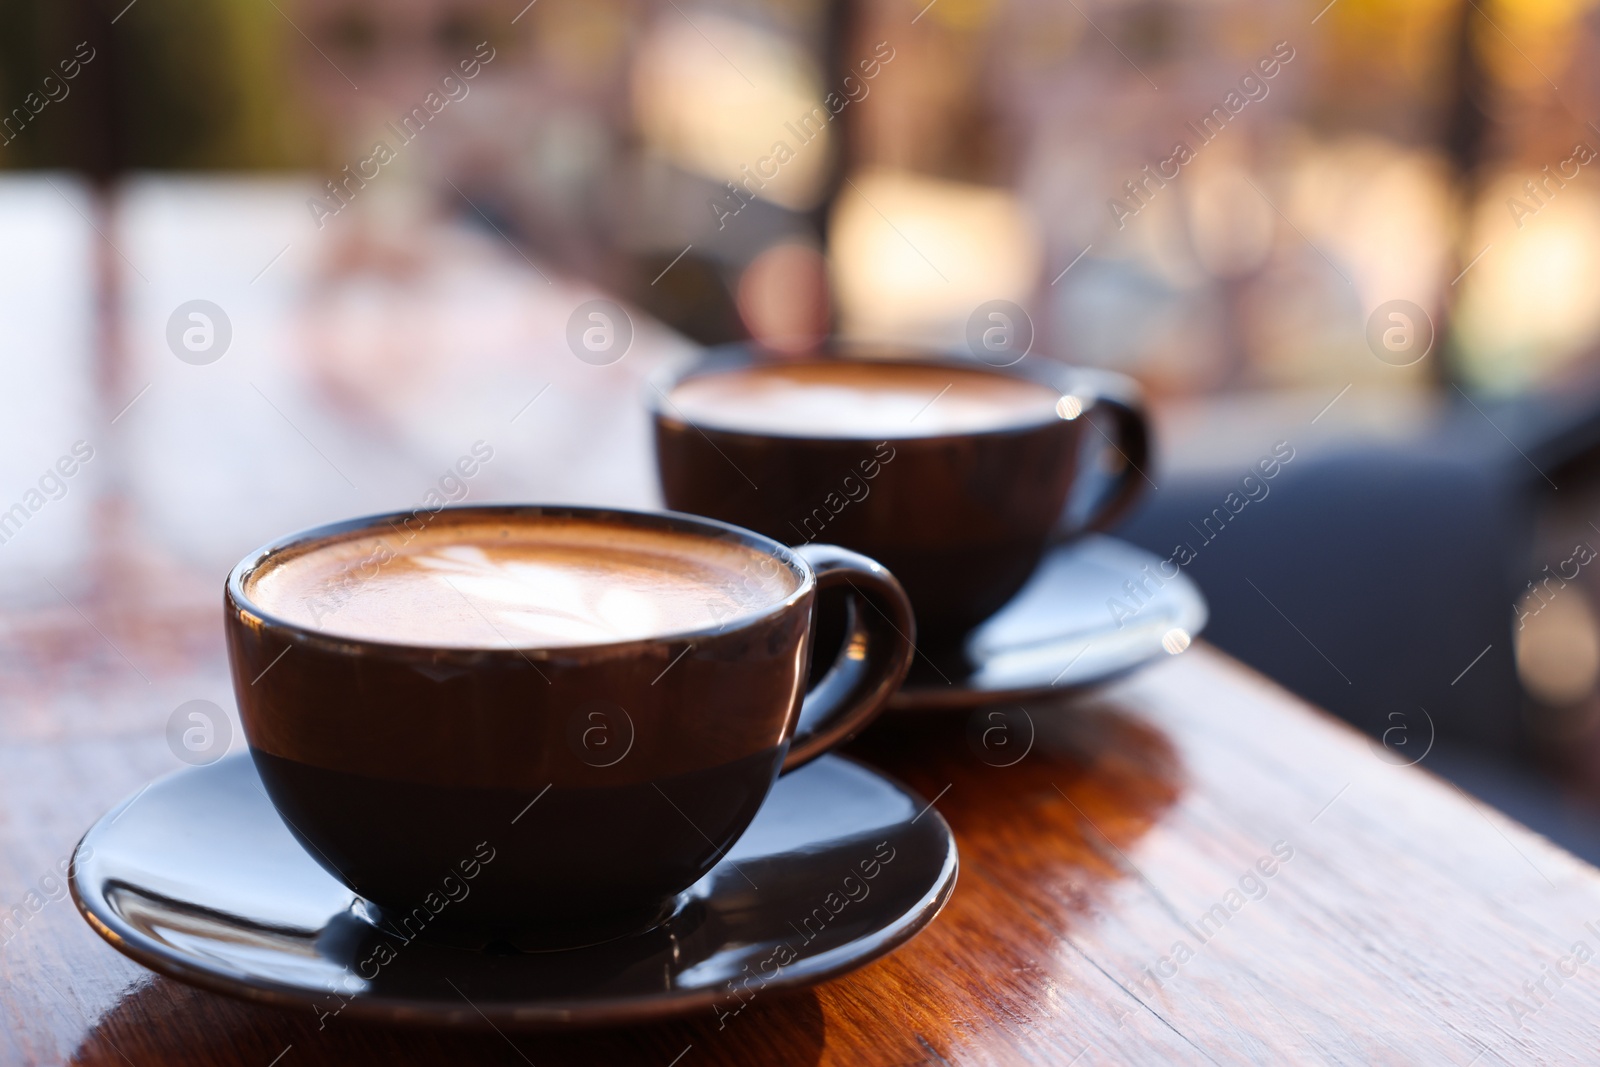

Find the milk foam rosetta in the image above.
[
  {"left": 245, "top": 518, "right": 799, "bottom": 648},
  {"left": 666, "top": 361, "right": 1065, "bottom": 438}
]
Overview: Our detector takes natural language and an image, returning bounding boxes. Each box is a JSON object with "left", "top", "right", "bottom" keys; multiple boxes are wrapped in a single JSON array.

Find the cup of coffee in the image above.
[
  {"left": 225, "top": 505, "right": 913, "bottom": 947},
  {"left": 651, "top": 347, "right": 1149, "bottom": 648}
]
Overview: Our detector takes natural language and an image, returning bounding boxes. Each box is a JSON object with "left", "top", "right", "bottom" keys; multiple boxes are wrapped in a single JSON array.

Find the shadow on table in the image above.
[
  {"left": 848, "top": 695, "right": 1184, "bottom": 891},
  {"left": 70, "top": 976, "right": 827, "bottom": 1067}
]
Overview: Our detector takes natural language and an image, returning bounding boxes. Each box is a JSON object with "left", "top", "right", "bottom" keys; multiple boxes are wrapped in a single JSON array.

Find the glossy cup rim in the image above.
[
  {"left": 646, "top": 342, "right": 1080, "bottom": 443},
  {"left": 225, "top": 503, "right": 815, "bottom": 660}
]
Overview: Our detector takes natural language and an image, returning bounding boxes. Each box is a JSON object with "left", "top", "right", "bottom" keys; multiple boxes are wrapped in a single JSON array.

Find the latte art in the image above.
[
  {"left": 246, "top": 517, "right": 798, "bottom": 648},
  {"left": 666, "top": 361, "right": 1065, "bottom": 438}
]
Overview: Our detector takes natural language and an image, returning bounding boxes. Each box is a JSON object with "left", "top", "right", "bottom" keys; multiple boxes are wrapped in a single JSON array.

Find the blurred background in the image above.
[{"left": 7, "top": 0, "right": 1600, "bottom": 856}]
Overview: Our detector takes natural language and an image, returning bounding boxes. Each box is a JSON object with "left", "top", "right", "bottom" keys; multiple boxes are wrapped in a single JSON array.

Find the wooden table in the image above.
[{"left": 4, "top": 181, "right": 1600, "bottom": 1064}]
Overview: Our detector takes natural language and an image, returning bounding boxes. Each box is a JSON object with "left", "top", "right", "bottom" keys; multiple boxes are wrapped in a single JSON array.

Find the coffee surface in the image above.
[
  {"left": 246, "top": 516, "right": 798, "bottom": 648},
  {"left": 665, "top": 361, "right": 1065, "bottom": 438}
]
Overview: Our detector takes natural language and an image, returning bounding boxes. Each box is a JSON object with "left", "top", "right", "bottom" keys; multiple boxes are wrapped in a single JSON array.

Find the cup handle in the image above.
[
  {"left": 781, "top": 544, "right": 916, "bottom": 773},
  {"left": 1055, "top": 367, "right": 1152, "bottom": 536}
]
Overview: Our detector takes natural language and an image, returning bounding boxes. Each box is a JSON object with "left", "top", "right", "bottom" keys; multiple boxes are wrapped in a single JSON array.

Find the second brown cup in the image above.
[{"left": 651, "top": 346, "right": 1150, "bottom": 647}]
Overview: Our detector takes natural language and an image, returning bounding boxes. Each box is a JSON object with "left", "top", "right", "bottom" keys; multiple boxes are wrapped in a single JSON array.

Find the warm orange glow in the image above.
[
  {"left": 1455, "top": 175, "right": 1600, "bottom": 392},
  {"left": 1517, "top": 590, "right": 1600, "bottom": 706},
  {"left": 631, "top": 14, "right": 829, "bottom": 212},
  {"left": 738, "top": 242, "right": 830, "bottom": 354},
  {"left": 829, "top": 168, "right": 1041, "bottom": 346}
]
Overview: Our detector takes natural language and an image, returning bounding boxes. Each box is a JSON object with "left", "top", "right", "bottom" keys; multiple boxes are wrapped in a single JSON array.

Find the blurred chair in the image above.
[{"left": 1116, "top": 371, "right": 1600, "bottom": 860}]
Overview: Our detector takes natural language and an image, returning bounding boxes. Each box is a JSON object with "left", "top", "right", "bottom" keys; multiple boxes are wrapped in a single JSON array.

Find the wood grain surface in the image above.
[
  {"left": 3, "top": 182, "right": 1600, "bottom": 1064},
  {"left": 10, "top": 616, "right": 1600, "bottom": 1065}
]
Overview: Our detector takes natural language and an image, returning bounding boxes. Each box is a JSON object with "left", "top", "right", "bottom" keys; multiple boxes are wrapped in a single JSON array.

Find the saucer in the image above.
[
  {"left": 891, "top": 535, "right": 1208, "bottom": 711},
  {"left": 71, "top": 753, "right": 956, "bottom": 1030}
]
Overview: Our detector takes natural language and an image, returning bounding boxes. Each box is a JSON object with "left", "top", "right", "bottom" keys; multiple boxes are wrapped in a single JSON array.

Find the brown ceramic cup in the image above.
[
  {"left": 224, "top": 505, "right": 913, "bottom": 947},
  {"left": 651, "top": 346, "right": 1150, "bottom": 649}
]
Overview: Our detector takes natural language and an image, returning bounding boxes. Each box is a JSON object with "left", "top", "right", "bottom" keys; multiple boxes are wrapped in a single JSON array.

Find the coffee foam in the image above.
[
  {"left": 665, "top": 361, "right": 1065, "bottom": 438},
  {"left": 245, "top": 516, "right": 799, "bottom": 649}
]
